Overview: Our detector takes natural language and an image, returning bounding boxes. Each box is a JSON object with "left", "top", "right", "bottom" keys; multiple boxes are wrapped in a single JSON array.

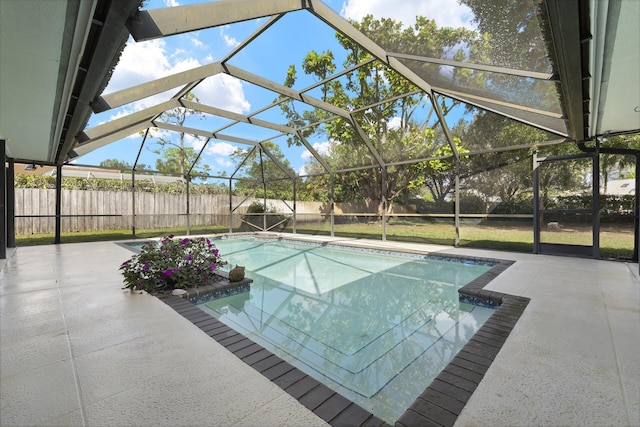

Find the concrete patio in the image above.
[{"left": 1, "top": 237, "right": 638, "bottom": 426}]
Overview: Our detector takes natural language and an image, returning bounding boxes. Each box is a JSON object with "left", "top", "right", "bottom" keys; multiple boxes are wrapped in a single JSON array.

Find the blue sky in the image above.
[{"left": 79, "top": 0, "right": 477, "bottom": 178}]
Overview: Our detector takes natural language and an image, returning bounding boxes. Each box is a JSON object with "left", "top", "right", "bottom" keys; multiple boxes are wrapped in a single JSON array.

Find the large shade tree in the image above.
[
  {"left": 282, "top": 15, "right": 481, "bottom": 214},
  {"left": 147, "top": 92, "right": 211, "bottom": 181},
  {"left": 230, "top": 141, "right": 297, "bottom": 200}
]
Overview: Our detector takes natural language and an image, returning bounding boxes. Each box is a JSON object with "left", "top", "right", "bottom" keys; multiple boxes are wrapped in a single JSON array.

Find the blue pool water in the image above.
[{"left": 194, "top": 237, "right": 495, "bottom": 423}]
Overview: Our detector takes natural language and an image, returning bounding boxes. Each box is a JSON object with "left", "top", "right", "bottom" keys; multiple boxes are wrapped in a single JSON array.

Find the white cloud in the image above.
[
  {"left": 388, "top": 116, "right": 401, "bottom": 130},
  {"left": 195, "top": 74, "right": 251, "bottom": 114},
  {"left": 220, "top": 27, "right": 239, "bottom": 47},
  {"left": 215, "top": 157, "right": 234, "bottom": 168},
  {"left": 184, "top": 133, "right": 204, "bottom": 148},
  {"left": 163, "top": 0, "right": 179, "bottom": 6},
  {"left": 341, "top": 0, "right": 476, "bottom": 30},
  {"left": 146, "top": 126, "right": 171, "bottom": 141},
  {"left": 171, "top": 57, "right": 201, "bottom": 73},
  {"left": 207, "top": 141, "right": 237, "bottom": 156},
  {"left": 301, "top": 141, "right": 332, "bottom": 174},
  {"left": 104, "top": 39, "right": 172, "bottom": 94},
  {"left": 190, "top": 36, "right": 203, "bottom": 47},
  {"left": 102, "top": 36, "right": 250, "bottom": 116},
  {"left": 313, "top": 141, "right": 333, "bottom": 156}
]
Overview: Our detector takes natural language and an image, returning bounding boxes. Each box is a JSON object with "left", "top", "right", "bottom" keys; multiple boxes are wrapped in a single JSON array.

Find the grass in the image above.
[
  {"left": 15, "top": 225, "right": 230, "bottom": 246},
  {"left": 288, "top": 220, "right": 634, "bottom": 259},
  {"left": 14, "top": 221, "right": 634, "bottom": 260}
]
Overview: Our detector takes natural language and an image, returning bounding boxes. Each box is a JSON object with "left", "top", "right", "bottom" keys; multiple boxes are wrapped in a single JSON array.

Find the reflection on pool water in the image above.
[{"left": 196, "top": 237, "right": 495, "bottom": 423}]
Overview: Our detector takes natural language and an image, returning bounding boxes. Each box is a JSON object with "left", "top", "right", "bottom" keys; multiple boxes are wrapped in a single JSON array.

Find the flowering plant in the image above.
[{"left": 120, "top": 235, "right": 225, "bottom": 293}]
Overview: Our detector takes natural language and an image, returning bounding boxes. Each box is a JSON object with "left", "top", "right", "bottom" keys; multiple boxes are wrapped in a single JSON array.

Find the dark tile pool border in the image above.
[
  {"left": 157, "top": 251, "right": 528, "bottom": 427},
  {"left": 158, "top": 292, "right": 388, "bottom": 427},
  {"left": 396, "top": 259, "right": 529, "bottom": 427}
]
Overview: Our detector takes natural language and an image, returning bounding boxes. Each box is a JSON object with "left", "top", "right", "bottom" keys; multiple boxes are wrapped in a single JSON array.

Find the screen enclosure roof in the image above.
[{"left": 0, "top": 0, "right": 638, "bottom": 168}]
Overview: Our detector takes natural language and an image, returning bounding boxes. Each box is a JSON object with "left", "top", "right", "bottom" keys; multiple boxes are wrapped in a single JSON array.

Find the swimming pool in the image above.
[{"left": 194, "top": 237, "right": 496, "bottom": 423}]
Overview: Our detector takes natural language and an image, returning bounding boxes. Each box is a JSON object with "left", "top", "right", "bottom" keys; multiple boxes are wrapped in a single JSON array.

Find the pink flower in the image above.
[{"left": 209, "top": 264, "right": 217, "bottom": 271}]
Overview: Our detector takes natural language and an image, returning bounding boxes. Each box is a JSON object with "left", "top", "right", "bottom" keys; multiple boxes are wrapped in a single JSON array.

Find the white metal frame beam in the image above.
[{"left": 127, "top": 0, "right": 305, "bottom": 42}]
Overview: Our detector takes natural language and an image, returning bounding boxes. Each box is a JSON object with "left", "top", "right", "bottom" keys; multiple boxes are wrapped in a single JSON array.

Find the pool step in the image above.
[{"left": 203, "top": 296, "right": 484, "bottom": 398}]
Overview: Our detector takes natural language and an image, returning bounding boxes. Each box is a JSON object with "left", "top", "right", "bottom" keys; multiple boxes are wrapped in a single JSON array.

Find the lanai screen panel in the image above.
[{"left": 76, "top": 0, "right": 574, "bottom": 181}]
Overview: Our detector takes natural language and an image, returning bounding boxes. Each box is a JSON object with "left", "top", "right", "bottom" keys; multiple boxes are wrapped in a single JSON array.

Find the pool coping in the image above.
[{"left": 155, "top": 242, "right": 529, "bottom": 427}]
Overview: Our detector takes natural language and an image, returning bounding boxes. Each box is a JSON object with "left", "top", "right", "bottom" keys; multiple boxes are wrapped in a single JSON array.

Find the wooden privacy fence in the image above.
[
  {"left": 14, "top": 189, "right": 422, "bottom": 235},
  {"left": 14, "top": 189, "right": 244, "bottom": 234}
]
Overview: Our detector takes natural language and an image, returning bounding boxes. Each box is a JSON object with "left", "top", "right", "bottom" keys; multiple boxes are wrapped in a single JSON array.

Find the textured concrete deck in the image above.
[
  {"left": 1, "top": 237, "right": 639, "bottom": 426},
  {"left": 0, "top": 241, "right": 328, "bottom": 427}
]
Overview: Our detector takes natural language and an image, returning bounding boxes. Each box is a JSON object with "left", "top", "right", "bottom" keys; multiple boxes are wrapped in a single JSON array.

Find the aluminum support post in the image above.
[
  {"left": 186, "top": 177, "right": 191, "bottom": 236},
  {"left": 131, "top": 170, "right": 136, "bottom": 237},
  {"left": 7, "top": 158, "right": 15, "bottom": 248},
  {"left": 0, "top": 140, "right": 6, "bottom": 259},
  {"left": 55, "top": 165, "right": 62, "bottom": 244},
  {"left": 454, "top": 160, "right": 460, "bottom": 247},
  {"left": 532, "top": 150, "right": 540, "bottom": 253}
]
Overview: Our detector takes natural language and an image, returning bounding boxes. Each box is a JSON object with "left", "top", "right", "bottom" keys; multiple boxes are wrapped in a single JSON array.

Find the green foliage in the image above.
[
  {"left": 491, "top": 197, "right": 533, "bottom": 214},
  {"left": 14, "top": 174, "right": 227, "bottom": 194},
  {"left": 277, "top": 14, "right": 486, "bottom": 213},
  {"left": 147, "top": 92, "right": 211, "bottom": 179},
  {"left": 246, "top": 201, "right": 267, "bottom": 214},
  {"left": 155, "top": 146, "right": 210, "bottom": 179},
  {"left": 14, "top": 174, "right": 57, "bottom": 189},
  {"left": 120, "top": 235, "right": 225, "bottom": 293},
  {"left": 99, "top": 158, "right": 147, "bottom": 171},
  {"left": 408, "top": 137, "right": 468, "bottom": 203},
  {"left": 231, "top": 142, "right": 298, "bottom": 200},
  {"left": 240, "top": 202, "right": 290, "bottom": 231}
]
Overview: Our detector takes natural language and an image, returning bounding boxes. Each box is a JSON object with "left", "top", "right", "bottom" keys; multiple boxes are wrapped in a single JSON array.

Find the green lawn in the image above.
[
  {"left": 14, "top": 225, "right": 230, "bottom": 246},
  {"left": 14, "top": 221, "right": 634, "bottom": 260},
  {"left": 288, "top": 220, "right": 634, "bottom": 259}
]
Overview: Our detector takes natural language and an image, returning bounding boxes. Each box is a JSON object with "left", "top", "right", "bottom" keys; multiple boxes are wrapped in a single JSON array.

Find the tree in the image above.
[
  {"left": 155, "top": 146, "right": 210, "bottom": 179},
  {"left": 456, "top": 112, "right": 552, "bottom": 205},
  {"left": 407, "top": 137, "right": 468, "bottom": 203},
  {"left": 230, "top": 141, "right": 297, "bottom": 200},
  {"left": 456, "top": 0, "right": 559, "bottom": 113},
  {"left": 147, "top": 92, "right": 211, "bottom": 180},
  {"left": 281, "top": 15, "right": 481, "bottom": 214},
  {"left": 99, "top": 158, "right": 147, "bottom": 171},
  {"left": 459, "top": 0, "right": 550, "bottom": 72},
  {"left": 600, "top": 133, "right": 639, "bottom": 192}
]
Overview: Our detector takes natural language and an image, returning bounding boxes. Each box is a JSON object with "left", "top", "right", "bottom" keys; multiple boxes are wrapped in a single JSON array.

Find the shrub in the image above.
[
  {"left": 241, "top": 202, "right": 290, "bottom": 231},
  {"left": 120, "top": 235, "right": 225, "bottom": 293}
]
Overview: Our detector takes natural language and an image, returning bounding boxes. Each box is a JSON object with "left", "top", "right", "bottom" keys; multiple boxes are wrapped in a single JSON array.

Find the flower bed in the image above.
[{"left": 120, "top": 235, "right": 225, "bottom": 293}]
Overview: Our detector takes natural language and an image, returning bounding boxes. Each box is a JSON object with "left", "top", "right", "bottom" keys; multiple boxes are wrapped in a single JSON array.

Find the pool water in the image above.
[{"left": 196, "top": 238, "right": 495, "bottom": 423}]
